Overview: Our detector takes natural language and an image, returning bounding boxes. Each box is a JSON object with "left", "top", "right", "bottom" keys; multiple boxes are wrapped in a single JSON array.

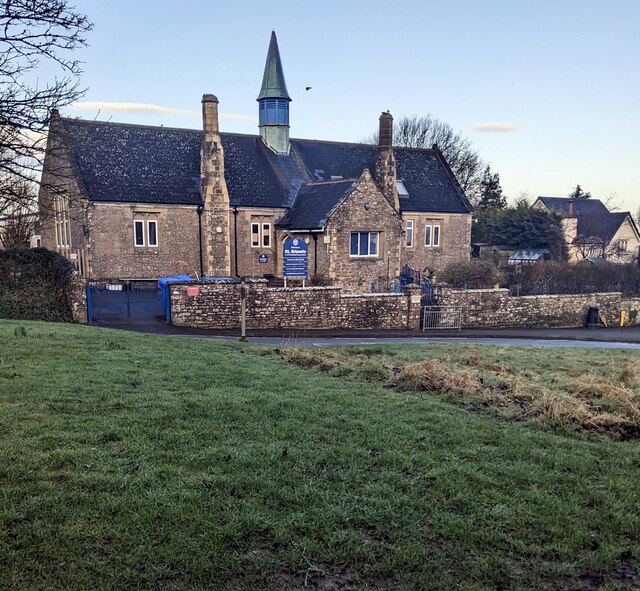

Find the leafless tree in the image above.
[
  {"left": 363, "top": 114, "right": 485, "bottom": 204},
  {"left": 0, "top": 177, "right": 38, "bottom": 247},
  {"left": 0, "top": 209, "right": 37, "bottom": 248},
  {"left": 1, "top": 1, "right": 92, "bottom": 207},
  {"left": 573, "top": 235, "right": 634, "bottom": 263}
]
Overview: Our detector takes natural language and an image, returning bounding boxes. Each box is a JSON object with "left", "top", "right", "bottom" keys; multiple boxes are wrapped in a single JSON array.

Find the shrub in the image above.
[
  {"left": 439, "top": 259, "right": 501, "bottom": 289},
  {"left": 0, "top": 247, "right": 75, "bottom": 321},
  {"left": 505, "top": 261, "right": 640, "bottom": 296}
]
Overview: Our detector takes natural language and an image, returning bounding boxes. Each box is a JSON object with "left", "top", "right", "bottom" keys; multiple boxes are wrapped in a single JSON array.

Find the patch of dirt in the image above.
[{"left": 539, "top": 552, "right": 640, "bottom": 590}]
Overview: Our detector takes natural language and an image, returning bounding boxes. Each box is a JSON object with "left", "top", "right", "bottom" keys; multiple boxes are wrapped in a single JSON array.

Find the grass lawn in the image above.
[{"left": 0, "top": 320, "right": 638, "bottom": 590}]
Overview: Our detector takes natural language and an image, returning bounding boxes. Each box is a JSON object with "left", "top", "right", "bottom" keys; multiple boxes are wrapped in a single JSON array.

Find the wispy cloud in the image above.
[
  {"left": 70, "top": 101, "right": 254, "bottom": 121},
  {"left": 471, "top": 122, "right": 522, "bottom": 133}
]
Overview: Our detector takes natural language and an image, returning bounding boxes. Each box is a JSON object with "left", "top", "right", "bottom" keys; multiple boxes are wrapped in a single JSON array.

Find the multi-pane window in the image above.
[
  {"left": 405, "top": 220, "right": 414, "bottom": 247},
  {"left": 425, "top": 224, "right": 441, "bottom": 247},
  {"left": 617, "top": 239, "right": 628, "bottom": 252},
  {"left": 250, "top": 221, "right": 272, "bottom": 248},
  {"left": 350, "top": 231, "right": 379, "bottom": 257},
  {"left": 133, "top": 216, "right": 158, "bottom": 247},
  {"left": 54, "top": 196, "right": 71, "bottom": 248}
]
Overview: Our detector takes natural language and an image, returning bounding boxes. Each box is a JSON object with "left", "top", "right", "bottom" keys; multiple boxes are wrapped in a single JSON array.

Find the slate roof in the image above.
[
  {"left": 577, "top": 212, "right": 630, "bottom": 241},
  {"left": 60, "top": 118, "right": 202, "bottom": 205},
  {"left": 277, "top": 179, "right": 357, "bottom": 229},
  {"left": 536, "top": 196, "right": 609, "bottom": 216},
  {"left": 536, "top": 196, "right": 634, "bottom": 243},
  {"left": 57, "top": 117, "right": 472, "bottom": 215}
]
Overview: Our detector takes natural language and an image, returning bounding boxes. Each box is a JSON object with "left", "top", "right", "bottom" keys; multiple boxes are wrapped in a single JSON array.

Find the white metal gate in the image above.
[{"left": 422, "top": 306, "right": 463, "bottom": 330}]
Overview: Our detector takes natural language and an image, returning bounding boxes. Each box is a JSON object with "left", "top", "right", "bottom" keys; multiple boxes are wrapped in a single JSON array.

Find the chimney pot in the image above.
[{"left": 568, "top": 199, "right": 574, "bottom": 217}]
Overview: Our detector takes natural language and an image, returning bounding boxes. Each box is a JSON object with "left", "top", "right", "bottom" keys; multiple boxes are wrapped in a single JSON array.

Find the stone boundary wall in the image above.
[
  {"left": 621, "top": 297, "right": 640, "bottom": 326},
  {"left": 434, "top": 288, "right": 640, "bottom": 328},
  {"left": 68, "top": 276, "right": 88, "bottom": 324},
  {"left": 169, "top": 280, "right": 422, "bottom": 330}
]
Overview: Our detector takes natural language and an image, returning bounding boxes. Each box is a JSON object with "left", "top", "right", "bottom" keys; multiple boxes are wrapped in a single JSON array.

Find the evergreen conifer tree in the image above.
[
  {"left": 569, "top": 184, "right": 591, "bottom": 199},
  {"left": 477, "top": 166, "right": 507, "bottom": 210}
]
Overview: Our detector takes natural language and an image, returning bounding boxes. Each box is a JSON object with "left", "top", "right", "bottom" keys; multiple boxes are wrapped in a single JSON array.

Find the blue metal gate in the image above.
[{"left": 87, "top": 285, "right": 164, "bottom": 324}]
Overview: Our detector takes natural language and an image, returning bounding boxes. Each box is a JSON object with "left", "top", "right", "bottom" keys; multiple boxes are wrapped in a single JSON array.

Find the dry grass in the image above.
[
  {"left": 397, "top": 358, "right": 485, "bottom": 396},
  {"left": 278, "top": 345, "right": 640, "bottom": 439}
]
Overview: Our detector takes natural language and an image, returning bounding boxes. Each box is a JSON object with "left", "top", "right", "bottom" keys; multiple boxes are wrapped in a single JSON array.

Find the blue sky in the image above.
[{"left": 67, "top": 0, "right": 639, "bottom": 212}]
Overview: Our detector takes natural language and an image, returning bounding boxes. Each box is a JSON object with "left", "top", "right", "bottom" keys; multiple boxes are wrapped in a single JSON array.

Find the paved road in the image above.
[{"left": 95, "top": 321, "right": 640, "bottom": 350}]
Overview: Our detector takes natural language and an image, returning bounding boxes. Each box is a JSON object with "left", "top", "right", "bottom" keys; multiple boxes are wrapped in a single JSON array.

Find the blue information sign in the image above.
[{"left": 283, "top": 238, "right": 308, "bottom": 278}]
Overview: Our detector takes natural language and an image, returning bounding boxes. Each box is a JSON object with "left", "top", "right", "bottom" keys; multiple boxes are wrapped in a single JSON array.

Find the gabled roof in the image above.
[
  {"left": 256, "top": 31, "right": 290, "bottom": 101},
  {"left": 536, "top": 196, "right": 609, "bottom": 216},
  {"left": 277, "top": 179, "right": 357, "bottom": 230},
  {"left": 290, "top": 140, "right": 472, "bottom": 214},
  {"left": 577, "top": 212, "right": 631, "bottom": 242},
  {"left": 55, "top": 117, "right": 472, "bottom": 215},
  {"left": 59, "top": 118, "right": 202, "bottom": 205},
  {"left": 535, "top": 196, "right": 636, "bottom": 243}
]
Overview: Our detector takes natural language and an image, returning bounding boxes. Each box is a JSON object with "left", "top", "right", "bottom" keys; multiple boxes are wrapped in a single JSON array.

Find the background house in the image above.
[
  {"left": 533, "top": 196, "right": 640, "bottom": 263},
  {"left": 38, "top": 32, "right": 472, "bottom": 291}
]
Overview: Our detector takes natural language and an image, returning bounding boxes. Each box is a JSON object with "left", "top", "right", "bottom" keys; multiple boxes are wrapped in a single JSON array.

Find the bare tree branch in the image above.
[
  {"left": 362, "top": 114, "right": 486, "bottom": 204},
  {"left": 1, "top": 0, "right": 92, "bottom": 210}
]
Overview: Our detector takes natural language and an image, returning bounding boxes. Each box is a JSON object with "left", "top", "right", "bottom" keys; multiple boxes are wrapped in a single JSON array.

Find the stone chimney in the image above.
[
  {"left": 567, "top": 199, "right": 574, "bottom": 217},
  {"left": 378, "top": 111, "right": 393, "bottom": 148},
  {"left": 200, "top": 94, "right": 231, "bottom": 276},
  {"left": 202, "top": 94, "right": 219, "bottom": 134},
  {"left": 375, "top": 111, "right": 399, "bottom": 211}
]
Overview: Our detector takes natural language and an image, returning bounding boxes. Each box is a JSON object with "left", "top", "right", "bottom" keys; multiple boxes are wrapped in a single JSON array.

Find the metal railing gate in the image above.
[{"left": 422, "top": 306, "right": 463, "bottom": 331}]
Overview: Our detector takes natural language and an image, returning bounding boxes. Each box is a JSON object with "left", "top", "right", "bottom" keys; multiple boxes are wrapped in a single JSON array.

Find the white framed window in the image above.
[
  {"left": 134, "top": 219, "right": 145, "bottom": 247},
  {"left": 133, "top": 215, "right": 159, "bottom": 248},
  {"left": 54, "top": 196, "right": 71, "bottom": 248},
  {"left": 406, "top": 219, "right": 414, "bottom": 247},
  {"left": 251, "top": 221, "right": 273, "bottom": 248},
  {"left": 425, "top": 224, "right": 441, "bottom": 247},
  {"left": 424, "top": 225, "right": 431, "bottom": 247},
  {"left": 147, "top": 220, "right": 158, "bottom": 247},
  {"left": 251, "top": 223, "right": 260, "bottom": 247},
  {"left": 617, "top": 239, "right": 628, "bottom": 252},
  {"left": 262, "top": 223, "right": 271, "bottom": 248},
  {"left": 350, "top": 231, "right": 379, "bottom": 257}
]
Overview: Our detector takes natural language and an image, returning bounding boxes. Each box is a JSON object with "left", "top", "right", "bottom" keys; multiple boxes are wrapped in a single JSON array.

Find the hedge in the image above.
[{"left": 0, "top": 247, "right": 75, "bottom": 321}]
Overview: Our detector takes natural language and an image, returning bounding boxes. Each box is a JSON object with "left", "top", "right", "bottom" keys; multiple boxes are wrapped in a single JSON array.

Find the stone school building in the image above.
[{"left": 39, "top": 32, "right": 472, "bottom": 292}]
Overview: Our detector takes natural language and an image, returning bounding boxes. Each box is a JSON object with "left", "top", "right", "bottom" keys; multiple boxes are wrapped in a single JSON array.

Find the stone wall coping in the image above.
[
  {"left": 341, "top": 292, "right": 404, "bottom": 299},
  {"left": 267, "top": 286, "right": 342, "bottom": 293},
  {"left": 513, "top": 292, "right": 622, "bottom": 301},
  {"left": 443, "top": 288, "right": 510, "bottom": 294},
  {"left": 168, "top": 277, "right": 270, "bottom": 286},
  {"left": 243, "top": 278, "right": 269, "bottom": 284},
  {"left": 169, "top": 278, "right": 240, "bottom": 286}
]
